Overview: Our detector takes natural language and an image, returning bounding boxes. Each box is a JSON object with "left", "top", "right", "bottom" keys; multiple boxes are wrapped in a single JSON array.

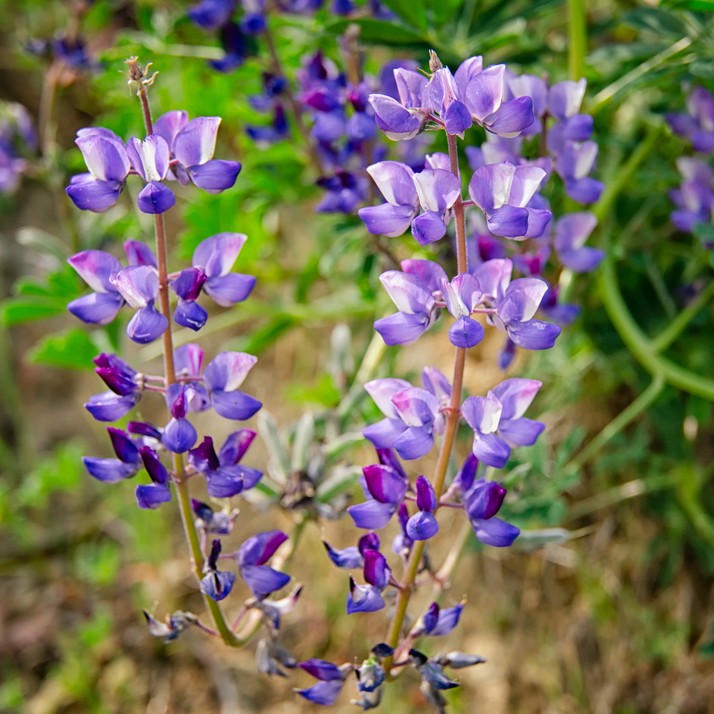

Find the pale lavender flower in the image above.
[
  {"left": 110, "top": 265, "right": 168, "bottom": 343},
  {"left": 553, "top": 212, "right": 603, "bottom": 272},
  {"left": 126, "top": 135, "right": 176, "bottom": 214},
  {"left": 666, "top": 86, "right": 714, "bottom": 153}
]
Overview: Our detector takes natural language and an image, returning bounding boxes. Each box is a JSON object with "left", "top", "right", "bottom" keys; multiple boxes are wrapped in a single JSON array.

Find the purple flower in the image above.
[
  {"left": 405, "top": 476, "right": 439, "bottom": 541},
  {"left": 553, "top": 212, "right": 603, "bottom": 272},
  {"left": 666, "top": 86, "right": 714, "bottom": 153},
  {"left": 163, "top": 385, "right": 198, "bottom": 453},
  {"left": 363, "top": 378, "right": 443, "bottom": 460},
  {"left": 83, "top": 427, "right": 141, "bottom": 483},
  {"left": 417, "top": 601, "right": 464, "bottom": 636},
  {"left": 66, "top": 128, "right": 131, "bottom": 212},
  {"left": 110, "top": 265, "right": 169, "bottom": 343},
  {"left": 200, "top": 539, "right": 236, "bottom": 601},
  {"left": 126, "top": 135, "right": 176, "bottom": 214},
  {"left": 469, "top": 163, "right": 551, "bottom": 239},
  {"left": 236, "top": 530, "right": 290, "bottom": 599},
  {"left": 462, "top": 378, "right": 544, "bottom": 468},
  {"left": 188, "top": 430, "right": 262, "bottom": 497},
  {"left": 295, "top": 659, "right": 351, "bottom": 705},
  {"left": 135, "top": 446, "right": 172, "bottom": 509},
  {"left": 67, "top": 250, "right": 125, "bottom": 325},
  {"left": 203, "top": 351, "right": 262, "bottom": 419},
  {"left": 154, "top": 114, "right": 242, "bottom": 192},
  {"left": 191, "top": 498, "right": 235, "bottom": 534},
  {"left": 348, "top": 463, "right": 408, "bottom": 529},
  {"left": 670, "top": 157, "right": 714, "bottom": 234},
  {"left": 465, "top": 479, "right": 520, "bottom": 546}
]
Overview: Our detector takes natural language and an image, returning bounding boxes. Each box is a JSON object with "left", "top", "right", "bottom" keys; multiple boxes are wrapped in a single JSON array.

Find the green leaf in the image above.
[
  {"left": 28, "top": 328, "right": 100, "bottom": 370},
  {"left": 0, "top": 297, "right": 68, "bottom": 326},
  {"left": 326, "top": 18, "right": 430, "bottom": 49},
  {"left": 621, "top": 7, "right": 691, "bottom": 37}
]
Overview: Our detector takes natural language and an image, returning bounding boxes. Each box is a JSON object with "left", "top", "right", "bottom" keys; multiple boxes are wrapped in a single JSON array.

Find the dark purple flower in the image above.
[
  {"left": 405, "top": 476, "right": 439, "bottom": 541},
  {"left": 200, "top": 539, "right": 236, "bottom": 601},
  {"left": 418, "top": 601, "right": 464, "bottom": 636},
  {"left": 295, "top": 660, "right": 351, "bottom": 705},
  {"left": 163, "top": 384, "right": 198, "bottom": 453},
  {"left": 464, "top": 479, "right": 520, "bottom": 546},
  {"left": 83, "top": 427, "right": 141, "bottom": 483},
  {"left": 236, "top": 530, "right": 290, "bottom": 599},
  {"left": 135, "top": 446, "right": 172, "bottom": 509},
  {"left": 347, "top": 575, "right": 385, "bottom": 614}
]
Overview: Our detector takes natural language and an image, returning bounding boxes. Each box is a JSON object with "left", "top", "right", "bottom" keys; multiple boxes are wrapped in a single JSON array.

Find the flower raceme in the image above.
[{"left": 66, "top": 113, "right": 241, "bottom": 213}]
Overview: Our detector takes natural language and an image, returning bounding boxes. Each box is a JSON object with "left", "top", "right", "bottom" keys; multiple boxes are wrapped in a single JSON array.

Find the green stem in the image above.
[
  {"left": 132, "top": 59, "right": 241, "bottom": 646},
  {"left": 562, "top": 374, "right": 665, "bottom": 479},
  {"left": 651, "top": 281, "right": 714, "bottom": 353},
  {"left": 567, "top": 0, "right": 587, "bottom": 81},
  {"left": 385, "top": 133, "right": 468, "bottom": 672}
]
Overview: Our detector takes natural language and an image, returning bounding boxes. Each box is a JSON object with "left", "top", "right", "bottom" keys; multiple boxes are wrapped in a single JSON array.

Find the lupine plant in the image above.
[{"left": 5, "top": 1, "right": 714, "bottom": 711}]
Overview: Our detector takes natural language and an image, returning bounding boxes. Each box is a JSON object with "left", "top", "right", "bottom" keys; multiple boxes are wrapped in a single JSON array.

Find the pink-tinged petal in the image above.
[
  {"left": 499, "top": 417, "right": 545, "bottom": 446},
  {"left": 393, "top": 68, "right": 428, "bottom": 108},
  {"left": 364, "top": 378, "right": 412, "bottom": 418},
  {"left": 466, "top": 480, "right": 506, "bottom": 520},
  {"left": 366, "top": 161, "right": 417, "bottom": 207},
  {"left": 401, "top": 259, "right": 449, "bottom": 292},
  {"left": 162, "top": 417, "right": 197, "bottom": 453},
  {"left": 174, "top": 117, "right": 221, "bottom": 167},
  {"left": 499, "top": 277, "right": 548, "bottom": 323},
  {"left": 174, "top": 343, "right": 204, "bottom": 377},
  {"left": 348, "top": 499, "right": 396, "bottom": 530},
  {"left": 126, "top": 304, "right": 167, "bottom": 344},
  {"left": 491, "top": 378, "right": 542, "bottom": 419},
  {"left": 67, "top": 292, "right": 124, "bottom": 325},
  {"left": 379, "top": 270, "right": 434, "bottom": 314},
  {"left": 358, "top": 203, "right": 415, "bottom": 237},
  {"left": 193, "top": 232, "right": 248, "bottom": 278},
  {"left": 548, "top": 79, "right": 587, "bottom": 119},
  {"left": 137, "top": 181, "right": 176, "bottom": 214},
  {"left": 411, "top": 211, "right": 448, "bottom": 245},
  {"left": 75, "top": 133, "right": 131, "bottom": 182},
  {"left": 469, "top": 163, "right": 515, "bottom": 212},
  {"left": 392, "top": 425, "right": 434, "bottom": 460},
  {"left": 110, "top": 265, "right": 159, "bottom": 307},
  {"left": 472, "top": 517, "right": 520, "bottom": 546},
  {"left": 153, "top": 110, "right": 189, "bottom": 151},
  {"left": 211, "top": 390, "right": 262, "bottom": 420},
  {"left": 462, "top": 394, "right": 502, "bottom": 433},
  {"left": 413, "top": 169, "right": 461, "bottom": 212},
  {"left": 473, "top": 258, "right": 512, "bottom": 299},
  {"left": 471, "top": 431, "right": 510, "bottom": 469},
  {"left": 449, "top": 315, "right": 484, "bottom": 348},
  {"left": 363, "top": 464, "right": 407, "bottom": 504},
  {"left": 205, "top": 273, "right": 256, "bottom": 306},
  {"left": 124, "top": 240, "right": 157, "bottom": 267},
  {"left": 464, "top": 64, "right": 505, "bottom": 121},
  {"left": 239, "top": 530, "right": 288, "bottom": 566},
  {"left": 363, "top": 417, "right": 407, "bottom": 449},
  {"left": 487, "top": 206, "right": 529, "bottom": 238},
  {"left": 507, "top": 319, "right": 561, "bottom": 350},
  {"left": 67, "top": 250, "right": 121, "bottom": 293},
  {"left": 483, "top": 96, "right": 534, "bottom": 138},
  {"left": 66, "top": 177, "right": 124, "bottom": 212},
  {"left": 406, "top": 511, "right": 439, "bottom": 541},
  {"left": 509, "top": 165, "right": 547, "bottom": 207},
  {"left": 84, "top": 391, "right": 138, "bottom": 422},
  {"left": 375, "top": 311, "right": 431, "bottom": 346},
  {"left": 83, "top": 456, "right": 137, "bottom": 483},
  {"left": 127, "top": 135, "right": 171, "bottom": 182},
  {"left": 188, "top": 159, "right": 241, "bottom": 192},
  {"left": 369, "top": 94, "right": 427, "bottom": 140},
  {"left": 391, "top": 387, "right": 438, "bottom": 427},
  {"left": 204, "top": 351, "right": 257, "bottom": 392}
]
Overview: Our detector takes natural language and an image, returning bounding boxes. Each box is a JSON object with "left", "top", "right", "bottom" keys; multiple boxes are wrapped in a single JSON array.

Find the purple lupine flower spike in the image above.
[
  {"left": 126, "top": 135, "right": 176, "bottom": 214},
  {"left": 66, "top": 128, "right": 131, "bottom": 212}
]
